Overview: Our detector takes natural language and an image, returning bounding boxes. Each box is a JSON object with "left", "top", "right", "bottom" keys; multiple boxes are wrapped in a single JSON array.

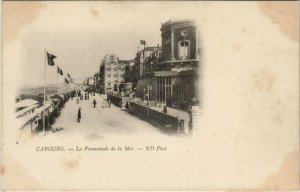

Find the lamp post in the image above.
[{"left": 143, "top": 88, "right": 146, "bottom": 101}]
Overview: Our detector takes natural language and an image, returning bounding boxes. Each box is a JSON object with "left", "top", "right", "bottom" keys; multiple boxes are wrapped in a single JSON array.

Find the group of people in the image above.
[
  {"left": 92, "top": 98, "right": 111, "bottom": 108},
  {"left": 75, "top": 90, "right": 168, "bottom": 123},
  {"left": 76, "top": 90, "right": 93, "bottom": 123},
  {"left": 76, "top": 92, "right": 112, "bottom": 123}
]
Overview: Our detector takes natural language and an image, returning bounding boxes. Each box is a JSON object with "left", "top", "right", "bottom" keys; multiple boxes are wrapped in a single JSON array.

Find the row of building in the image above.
[{"left": 93, "top": 18, "right": 201, "bottom": 110}]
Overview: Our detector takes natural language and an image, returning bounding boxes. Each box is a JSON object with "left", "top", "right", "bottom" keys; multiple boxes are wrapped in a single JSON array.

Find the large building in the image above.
[
  {"left": 133, "top": 46, "right": 161, "bottom": 96},
  {"left": 94, "top": 72, "right": 100, "bottom": 92},
  {"left": 133, "top": 46, "right": 161, "bottom": 77},
  {"left": 136, "top": 18, "right": 200, "bottom": 110},
  {"left": 99, "top": 54, "right": 129, "bottom": 94}
]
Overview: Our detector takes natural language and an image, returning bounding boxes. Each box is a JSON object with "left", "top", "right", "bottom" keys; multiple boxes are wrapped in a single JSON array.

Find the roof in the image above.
[
  {"left": 16, "top": 99, "right": 39, "bottom": 108},
  {"left": 16, "top": 104, "right": 39, "bottom": 118},
  {"left": 161, "top": 18, "right": 196, "bottom": 31},
  {"left": 16, "top": 111, "right": 39, "bottom": 128}
]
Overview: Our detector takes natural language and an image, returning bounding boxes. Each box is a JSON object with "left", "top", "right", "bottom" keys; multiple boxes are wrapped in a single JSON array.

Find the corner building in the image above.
[
  {"left": 140, "top": 19, "right": 200, "bottom": 110},
  {"left": 99, "top": 54, "right": 127, "bottom": 94}
]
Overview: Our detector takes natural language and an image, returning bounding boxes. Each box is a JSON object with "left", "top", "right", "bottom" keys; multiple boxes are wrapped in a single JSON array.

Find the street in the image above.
[{"left": 51, "top": 93, "right": 172, "bottom": 138}]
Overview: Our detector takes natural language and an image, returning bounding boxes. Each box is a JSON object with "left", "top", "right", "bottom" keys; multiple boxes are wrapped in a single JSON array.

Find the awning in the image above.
[
  {"left": 141, "top": 68, "right": 198, "bottom": 78},
  {"left": 178, "top": 68, "right": 198, "bottom": 76},
  {"left": 141, "top": 71, "right": 179, "bottom": 78},
  {"left": 15, "top": 99, "right": 39, "bottom": 108},
  {"left": 154, "top": 71, "right": 179, "bottom": 77}
]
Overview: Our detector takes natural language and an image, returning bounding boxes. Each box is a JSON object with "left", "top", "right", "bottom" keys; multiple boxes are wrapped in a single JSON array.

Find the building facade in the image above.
[
  {"left": 133, "top": 46, "right": 161, "bottom": 78},
  {"left": 99, "top": 54, "right": 129, "bottom": 94},
  {"left": 137, "top": 19, "right": 200, "bottom": 110},
  {"left": 134, "top": 46, "right": 161, "bottom": 98},
  {"left": 94, "top": 72, "right": 100, "bottom": 93}
]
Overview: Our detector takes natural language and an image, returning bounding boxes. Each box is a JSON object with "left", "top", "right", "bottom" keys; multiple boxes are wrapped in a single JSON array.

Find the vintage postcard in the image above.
[{"left": 1, "top": 1, "right": 299, "bottom": 191}]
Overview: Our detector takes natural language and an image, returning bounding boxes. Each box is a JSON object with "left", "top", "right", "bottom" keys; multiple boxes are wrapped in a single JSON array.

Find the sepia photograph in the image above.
[
  {"left": 15, "top": 17, "right": 201, "bottom": 138},
  {"left": 1, "top": 1, "right": 299, "bottom": 191}
]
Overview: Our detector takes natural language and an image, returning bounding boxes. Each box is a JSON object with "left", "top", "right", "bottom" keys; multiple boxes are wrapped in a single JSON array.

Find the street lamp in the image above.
[{"left": 143, "top": 88, "right": 146, "bottom": 101}]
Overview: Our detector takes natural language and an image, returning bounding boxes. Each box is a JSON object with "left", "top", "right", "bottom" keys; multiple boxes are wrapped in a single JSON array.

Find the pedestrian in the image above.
[
  {"left": 102, "top": 99, "right": 106, "bottom": 108},
  {"left": 93, "top": 99, "right": 97, "bottom": 108},
  {"left": 107, "top": 98, "right": 111, "bottom": 108},
  {"left": 163, "top": 105, "right": 167, "bottom": 114},
  {"left": 125, "top": 101, "right": 130, "bottom": 111},
  {"left": 77, "top": 98, "right": 79, "bottom": 104},
  {"left": 77, "top": 108, "right": 81, "bottom": 122}
]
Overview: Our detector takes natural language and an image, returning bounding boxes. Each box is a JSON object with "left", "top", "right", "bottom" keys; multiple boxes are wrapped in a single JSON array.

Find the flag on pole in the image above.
[
  {"left": 67, "top": 74, "right": 73, "bottom": 81},
  {"left": 47, "top": 52, "right": 56, "bottom": 66},
  {"left": 65, "top": 78, "right": 69, "bottom": 84},
  {"left": 57, "top": 66, "right": 63, "bottom": 75},
  {"left": 140, "top": 40, "right": 146, "bottom": 45}
]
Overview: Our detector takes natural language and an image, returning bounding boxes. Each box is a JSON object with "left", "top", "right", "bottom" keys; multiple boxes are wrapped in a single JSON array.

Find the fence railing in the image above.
[
  {"left": 129, "top": 102, "right": 184, "bottom": 133},
  {"left": 107, "top": 94, "right": 122, "bottom": 107}
]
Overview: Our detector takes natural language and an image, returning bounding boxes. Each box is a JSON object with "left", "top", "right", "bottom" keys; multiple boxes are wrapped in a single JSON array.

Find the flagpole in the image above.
[
  {"left": 43, "top": 50, "right": 46, "bottom": 134},
  {"left": 57, "top": 67, "right": 58, "bottom": 93},
  {"left": 143, "top": 43, "right": 145, "bottom": 75}
]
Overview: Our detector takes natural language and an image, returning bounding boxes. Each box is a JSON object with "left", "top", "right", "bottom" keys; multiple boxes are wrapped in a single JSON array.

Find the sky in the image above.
[{"left": 14, "top": 1, "right": 205, "bottom": 87}]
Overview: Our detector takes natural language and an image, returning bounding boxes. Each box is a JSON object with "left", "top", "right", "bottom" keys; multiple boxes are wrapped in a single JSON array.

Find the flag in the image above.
[
  {"left": 140, "top": 40, "right": 146, "bottom": 45},
  {"left": 57, "top": 67, "right": 63, "bottom": 75},
  {"left": 59, "top": 68, "right": 63, "bottom": 76},
  {"left": 67, "top": 74, "right": 73, "bottom": 81},
  {"left": 65, "top": 78, "right": 69, "bottom": 84},
  {"left": 47, "top": 52, "right": 56, "bottom": 66}
]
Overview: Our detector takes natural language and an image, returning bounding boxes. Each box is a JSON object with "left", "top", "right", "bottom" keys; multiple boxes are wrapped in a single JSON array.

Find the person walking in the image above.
[
  {"left": 102, "top": 99, "right": 106, "bottom": 108},
  {"left": 125, "top": 101, "right": 130, "bottom": 111},
  {"left": 107, "top": 98, "right": 111, "bottom": 108},
  {"left": 93, "top": 99, "right": 97, "bottom": 108},
  {"left": 163, "top": 105, "right": 167, "bottom": 114},
  {"left": 77, "top": 108, "right": 81, "bottom": 122},
  {"left": 77, "top": 98, "right": 79, "bottom": 104}
]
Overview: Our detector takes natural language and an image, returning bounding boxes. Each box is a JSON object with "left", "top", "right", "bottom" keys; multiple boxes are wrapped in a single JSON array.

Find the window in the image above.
[
  {"left": 156, "top": 77, "right": 171, "bottom": 103},
  {"left": 172, "top": 77, "right": 195, "bottom": 104},
  {"left": 178, "top": 41, "right": 190, "bottom": 60}
]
